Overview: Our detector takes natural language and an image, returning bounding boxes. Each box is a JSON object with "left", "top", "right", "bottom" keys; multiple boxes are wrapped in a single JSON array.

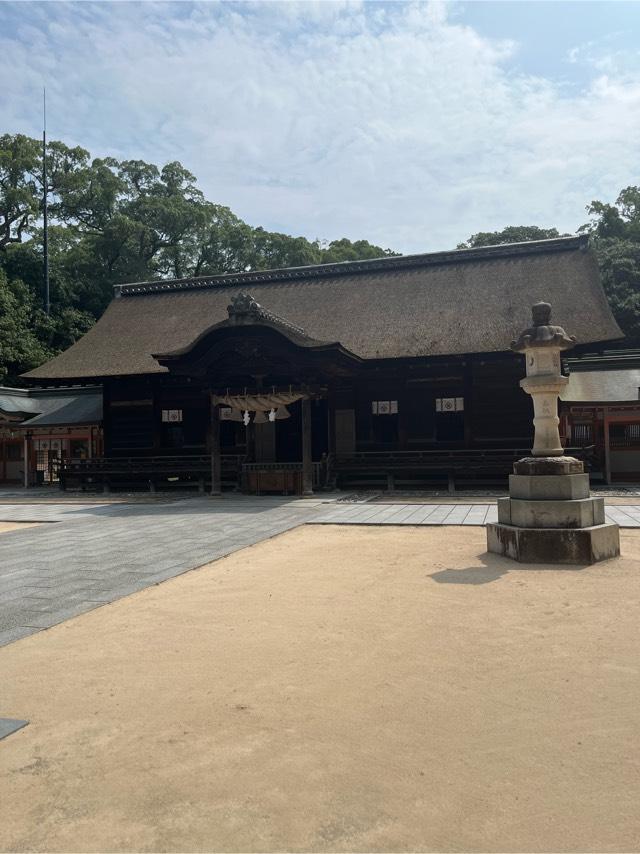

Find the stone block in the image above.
[
  {"left": 486, "top": 522, "right": 620, "bottom": 565},
  {"left": 497, "top": 497, "right": 513, "bottom": 524},
  {"left": 499, "top": 497, "right": 604, "bottom": 529},
  {"left": 513, "top": 456, "right": 584, "bottom": 475},
  {"left": 508, "top": 473, "right": 590, "bottom": 501}
]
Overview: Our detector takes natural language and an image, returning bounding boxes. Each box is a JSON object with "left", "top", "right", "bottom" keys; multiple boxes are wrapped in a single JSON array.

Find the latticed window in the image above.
[
  {"left": 626, "top": 423, "right": 640, "bottom": 440},
  {"left": 609, "top": 422, "right": 640, "bottom": 447},
  {"left": 573, "top": 423, "right": 592, "bottom": 443}
]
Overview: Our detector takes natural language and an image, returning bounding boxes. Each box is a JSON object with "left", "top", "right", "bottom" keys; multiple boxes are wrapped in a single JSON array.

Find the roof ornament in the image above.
[
  {"left": 227, "top": 292, "right": 262, "bottom": 323},
  {"left": 225, "top": 291, "right": 307, "bottom": 336},
  {"left": 511, "top": 302, "right": 576, "bottom": 352}
]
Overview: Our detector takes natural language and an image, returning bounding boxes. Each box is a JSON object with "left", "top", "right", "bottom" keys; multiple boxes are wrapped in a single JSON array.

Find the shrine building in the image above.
[{"left": 23, "top": 235, "right": 622, "bottom": 494}]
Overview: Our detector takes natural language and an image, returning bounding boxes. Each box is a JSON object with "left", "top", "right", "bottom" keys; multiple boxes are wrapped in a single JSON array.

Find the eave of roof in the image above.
[
  {"left": 0, "top": 385, "right": 103, "bottom": 426},
  {"left": 564, "top": 349, "right": 640, "bottom": 373},
  {"left": 561, "top": 367, "right": 640, "bottom": 403},
  {"left": 18, "top": 394, "right": 103, "bottom": 428}
]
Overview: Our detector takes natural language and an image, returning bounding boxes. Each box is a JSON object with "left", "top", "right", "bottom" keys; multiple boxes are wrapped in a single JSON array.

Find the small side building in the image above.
[
  {"left": 561, "top": 351, "right": 640, "bottom": 484},
  {"left": 0, "top": 386, "right": 103, "bottom": 486}
]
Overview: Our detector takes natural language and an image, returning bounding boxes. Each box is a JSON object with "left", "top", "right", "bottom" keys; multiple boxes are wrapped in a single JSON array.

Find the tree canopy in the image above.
[
  {"left": 457, "top": 225, "right": 566, "bottom": 249},
  {"left": 2, "top": 132, "right": 640, "bottom": 384},
  {"left": 577, "top": 188, "right": 640, "bottom": 341}
]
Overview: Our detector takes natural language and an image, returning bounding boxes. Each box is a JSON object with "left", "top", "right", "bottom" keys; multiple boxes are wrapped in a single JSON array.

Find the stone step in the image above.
[
  {"left": 508, "top": 473, "right": 590, "bottom": 501},
  {"left": 497, "top": 496, "right": 605, "bottom": 528},
  {"left": 487, "top": 521, "right": 620, "bottom": 565}
]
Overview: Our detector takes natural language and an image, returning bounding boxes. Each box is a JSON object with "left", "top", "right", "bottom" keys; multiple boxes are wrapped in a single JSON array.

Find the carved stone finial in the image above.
[
  {"left": 227, "top": 292, "right": 262, "bottom": 321},
  {"left": 511, "top": 301, "right": 576, "bottom": 353},
  {"left": 531, "top": 301, "right": 551, "bottom": 326}
]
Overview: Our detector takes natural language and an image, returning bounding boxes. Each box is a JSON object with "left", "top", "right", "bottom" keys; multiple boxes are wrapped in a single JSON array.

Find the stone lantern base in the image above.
[{"left": 486, "top": 457, "right": 620, "bottom": 564}]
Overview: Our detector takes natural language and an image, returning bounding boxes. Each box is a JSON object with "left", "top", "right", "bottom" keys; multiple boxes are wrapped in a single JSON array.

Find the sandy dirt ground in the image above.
[
  {"left": 0, "top": 522, "right": 39, "bottom": 534},
  {"left": 1, "top": 526, "right": 640, "bottom": 853}
]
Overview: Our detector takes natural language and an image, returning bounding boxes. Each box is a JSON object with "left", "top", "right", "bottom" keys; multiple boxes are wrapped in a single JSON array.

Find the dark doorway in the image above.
[
  {"left": 436, "top": 411, "right": 464, "bottom": 442},
  {"left": 276, "top": 402, "right": 301, "bottom": 462},
  {"left": 311, "top": 398, "right": 329, "bottom": 460},
  {"left": 434, "top": 395, "right": 465, "bottom": 442},
  {"left": 274, "top": 398, "right": 327, "bottom": 462}
]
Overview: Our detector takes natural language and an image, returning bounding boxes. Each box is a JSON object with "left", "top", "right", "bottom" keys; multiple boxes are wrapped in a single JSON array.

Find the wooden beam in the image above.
[
  {"left": 210, "top": 394, "right": 222, "bottom": 496},
  {"left": 23, "top": 434, "right": 29, "bottom": 488},
  {"left": 301, "top": 397, "right": 313, "bottom": 496},
  {"left": 463, "top": 360, "right": 473, "bottom": 448},
  {"left": 603, "top": 409, "right": 612, "bottom": 486}
]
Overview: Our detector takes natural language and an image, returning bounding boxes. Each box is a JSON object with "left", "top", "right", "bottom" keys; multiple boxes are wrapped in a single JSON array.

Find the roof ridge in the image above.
[{"left": 116, "top": 235, "right": 588, "bottom": 298}]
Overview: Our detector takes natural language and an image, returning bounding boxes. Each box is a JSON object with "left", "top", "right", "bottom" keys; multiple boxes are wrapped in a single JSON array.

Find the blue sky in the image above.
[{"left": 1, "top": 1, "right": 639, "bottom": 253}]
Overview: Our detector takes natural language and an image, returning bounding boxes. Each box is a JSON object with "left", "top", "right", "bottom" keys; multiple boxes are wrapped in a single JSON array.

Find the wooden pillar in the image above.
[
  {"left": 327, "top": 388, "right": 335, "bottom": 457},
  {"left": 301, "top": 397, "right": 313, "bottom": 496},
  {"left": 103, "top": 381, "right": 112, "bottom": 456},
  {"left": 603, "top": 409, "right": 612, "bottom": 486},
  {"left": 23, "top": 433, "right": 30, "bottom": 488},
  {"left": 463, "top": 359, "right": 473, "bottom": 448},
  {"left": 210, "top": 394, "right": 222, "bottom": 496},
  {"left": 246, "top": 419, "right": 256, "bottom": 463}
]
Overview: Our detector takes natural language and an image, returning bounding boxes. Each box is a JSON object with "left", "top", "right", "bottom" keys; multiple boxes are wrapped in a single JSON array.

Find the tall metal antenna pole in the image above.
[{"left": 43, "top": 87, "right": 50, "bottom": 316}]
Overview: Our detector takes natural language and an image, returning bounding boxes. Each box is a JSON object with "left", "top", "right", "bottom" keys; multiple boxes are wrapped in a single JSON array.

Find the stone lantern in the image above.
[
  {"left": 486, "top": 303, "right": 620, "bottom": 564},
  {"left": 512, "top": 302, "right": 574, "bottom": 457}
]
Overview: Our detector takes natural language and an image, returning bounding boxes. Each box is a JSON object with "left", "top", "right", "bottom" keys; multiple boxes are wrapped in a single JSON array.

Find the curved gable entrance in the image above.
[{"left": 151, "top": 293, "right": 362, "bottom": 495}]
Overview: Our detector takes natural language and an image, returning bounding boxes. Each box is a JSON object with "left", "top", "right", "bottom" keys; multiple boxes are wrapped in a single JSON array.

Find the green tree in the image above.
[
  {"left": 0, "top": 134, "right": 42, "bottom": 249},
  {"left": 579, "top": 187, "right": 640, "bottom": 341},
  {"left": 318, "top": 238, "right": 398, "bottom": 263},
  {"left": 181, "top": 204, "right": 256, "bottom": 278},
  {"left": 457, "top": 225, "right": 565, "bottom": 250},
  {"left": 248, "top": 227, "right": 322, "bottom": 270},
  {"left": 0, "top": 269, "right": 51, "bottom": 384}
]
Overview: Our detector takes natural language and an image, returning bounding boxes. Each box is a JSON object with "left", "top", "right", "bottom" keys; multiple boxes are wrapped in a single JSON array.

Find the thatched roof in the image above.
[{"left": 24, "top": 236, "right": 622, "bottom": 381}]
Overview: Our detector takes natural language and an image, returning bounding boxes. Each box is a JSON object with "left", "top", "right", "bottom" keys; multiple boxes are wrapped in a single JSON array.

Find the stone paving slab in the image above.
[
  {"left": 310, "top": 502, "right": 640, "bottom": 527},
  {"left": 0, "top": 718, "right": 28, "bottom": 741},
  {"left": 0, "top": 497, "right": 328, "bottom": 647},
  {"left": 0, "top": 503, "right": 117, "bottom": 522}
]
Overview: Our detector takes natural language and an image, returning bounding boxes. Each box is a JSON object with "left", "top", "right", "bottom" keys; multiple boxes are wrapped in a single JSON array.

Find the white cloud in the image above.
[{"left": 1, "top": 0, "right": 640, "bottom": 253}]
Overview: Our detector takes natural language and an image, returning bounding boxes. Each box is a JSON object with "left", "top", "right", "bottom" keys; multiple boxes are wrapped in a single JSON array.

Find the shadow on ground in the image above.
[{"left": 429, "top": 552, "right": 591, "bottom": 584}]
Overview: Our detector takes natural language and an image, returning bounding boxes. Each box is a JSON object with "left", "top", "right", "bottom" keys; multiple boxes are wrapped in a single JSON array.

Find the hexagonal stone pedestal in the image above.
[
  {"left": 498, "top": 496, "right": 605, "bottom": 528},
  {"left": 487, "top": 521, "right": 620, "bottom": 565},
  {"left": 487, "top": 457, "right": 620, "bottom": 565}
]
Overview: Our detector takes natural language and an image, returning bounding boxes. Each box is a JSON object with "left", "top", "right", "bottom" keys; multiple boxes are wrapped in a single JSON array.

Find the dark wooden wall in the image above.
[
  {"left": 329, "top": 353, "right": 532, "bottom": 454},
  {"left": 103, "top": 351, "right": 533, "bottom": 459}
]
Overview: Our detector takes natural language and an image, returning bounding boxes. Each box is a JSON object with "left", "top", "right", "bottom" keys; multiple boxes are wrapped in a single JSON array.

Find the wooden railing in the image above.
[
  {"left": 609, "top": 438, "right": 640, "bottom": 450},
  {"left": 55, "top": 447, "right": 595, "bottom": 493},
  {"left": 58, "top": 454, "right": 245, "bottom": 492},
  {"left": 56, "top": 454, "right": 329, "bottom": 492},
  {"left": 335, "top": 446, "right": 594, "bottom": 467},
  {"left": 241, "top": 460, "right": 325, "bottom": 488},
  {"left": 333, "top": 446, "right": 595, "bottom": 490}
]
